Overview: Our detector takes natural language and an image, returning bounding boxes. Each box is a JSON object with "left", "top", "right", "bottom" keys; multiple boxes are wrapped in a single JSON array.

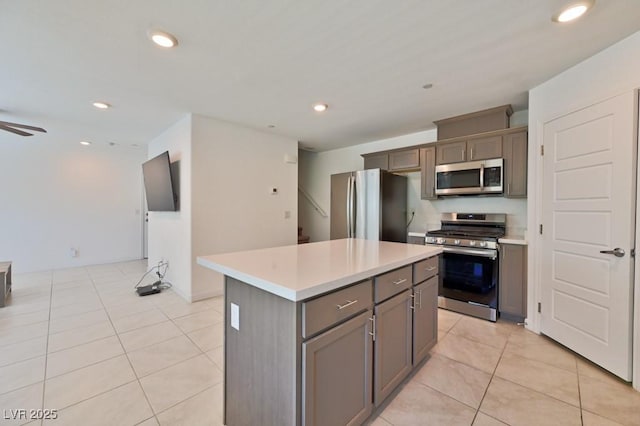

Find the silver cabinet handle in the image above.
[
  {"left": 425, "top": 266, "right": 436, "bottom": 271},
  {"left": 336, "top": 299, "right": 358, "bottom": 310},
  {"left": 600, "top": 248, "right": 625, "bottom": 258},
  {"left": 393, "top": 278, "right": 407, "bottom": 285},
  {"left": 410, "top": 293, "right": 416, "bottom": 310},
  {"left": 470, "top": 148, "right": 474, "bottom": 160},
  {"left": 369, "top": 316, "right": 376, "bottom": 341},
  {"left": 418, "top": 289, "right": 422, "bottom": 309}
]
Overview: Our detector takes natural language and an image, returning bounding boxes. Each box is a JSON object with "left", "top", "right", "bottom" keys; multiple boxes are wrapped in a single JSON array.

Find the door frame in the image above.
[{"left": 528, "top": 89, "right": 640, "bottom": 390}]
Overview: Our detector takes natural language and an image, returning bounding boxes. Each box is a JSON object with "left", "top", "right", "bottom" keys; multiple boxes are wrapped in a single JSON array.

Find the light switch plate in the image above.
[{"left": 231, "top": 303, "right": 240, "bottom": 331}]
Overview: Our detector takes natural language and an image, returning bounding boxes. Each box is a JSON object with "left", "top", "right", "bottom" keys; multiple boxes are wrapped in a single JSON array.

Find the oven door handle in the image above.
[{"left": 442, "top": 246, "right": 497, "bottom": 259}]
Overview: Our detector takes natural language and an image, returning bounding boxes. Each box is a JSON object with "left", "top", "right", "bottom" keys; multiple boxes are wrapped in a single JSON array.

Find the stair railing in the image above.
[{"left": 298, "top": 187, "right": 328, "bottom": 218}]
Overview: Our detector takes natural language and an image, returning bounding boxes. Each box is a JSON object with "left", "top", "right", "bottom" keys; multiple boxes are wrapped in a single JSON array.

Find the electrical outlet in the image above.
[{"left": 409, "top": 208, "right": 415, "bottom": 216}]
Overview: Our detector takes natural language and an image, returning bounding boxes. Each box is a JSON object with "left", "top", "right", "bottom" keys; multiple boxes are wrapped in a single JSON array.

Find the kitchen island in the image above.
[{"left": 198, "top": 238, "right": 442, "bottom": 426}]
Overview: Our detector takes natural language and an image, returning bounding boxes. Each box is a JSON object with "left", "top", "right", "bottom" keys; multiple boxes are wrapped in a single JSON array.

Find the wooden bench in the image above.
[{"left": 0, "top": 261, "right": 12, "bottom": 308}]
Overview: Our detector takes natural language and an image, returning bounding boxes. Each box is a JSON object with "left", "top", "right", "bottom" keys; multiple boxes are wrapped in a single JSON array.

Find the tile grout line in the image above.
[
  {"left": 576, "top": 358, "right": 584, "bottom": 426},
  {"left": 469, "top": 324, "right": 512, "bottom": 426},
  {"left": 39, "top": 269, "right": 54, "bottom": 424},
  {"left": 86, "top": 265, "right": 159, "bottom": 422}
]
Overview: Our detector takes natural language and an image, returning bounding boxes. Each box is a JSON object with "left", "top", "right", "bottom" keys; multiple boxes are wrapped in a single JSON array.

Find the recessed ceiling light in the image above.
[
  {"left": 422, "top": 83, "right": 434, "bottom": 90},
  {"left": 92, "top": 101, "right": 111, "bottom": 109},
  {"left": 553, "top": 1, "right": 594, "bottom": 23},
  {"left": 80, "top": 141, "right": 91, "bottom": 146},
  {"left": 148, "top": 29, "right": 178, "bottom": 48},
  {"left": 313, "top": 103, "right": 328, "bottom": 112}
]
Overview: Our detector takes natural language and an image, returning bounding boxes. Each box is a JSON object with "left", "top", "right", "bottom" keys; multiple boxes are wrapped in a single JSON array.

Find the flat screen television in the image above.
[{"left": 142, "top": 151, "right": 178, "bottom": 211}]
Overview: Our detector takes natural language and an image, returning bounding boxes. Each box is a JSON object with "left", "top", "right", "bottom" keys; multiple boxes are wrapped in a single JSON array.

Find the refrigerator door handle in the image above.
[
  {"left": 346, "top": 175, "right": 352, "bottom": 238},
  {"left": 350, "top": 174, "right": 357, "bottom": 237}
]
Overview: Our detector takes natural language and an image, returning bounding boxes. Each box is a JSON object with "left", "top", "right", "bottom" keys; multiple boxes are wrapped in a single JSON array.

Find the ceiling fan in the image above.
[{"left": 0, "top": 120, "right": 47, "bottom": 137}]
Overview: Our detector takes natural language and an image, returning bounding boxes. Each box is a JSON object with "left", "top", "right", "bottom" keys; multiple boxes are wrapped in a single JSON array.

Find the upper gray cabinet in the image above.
[
  {"left": 420, "top": 147, "right": 437, "bottom": 200},
  {"left": 388, "top": 149, "right": 420, "bottom": 171},
  {"left": 435, "top": 141, "right": 467, "bottom": 164},
  {"left": 363, "top": 148, "right": 420, "bottom": 172},
  {"left": 363, "top": 153, "right": 389, "bottom": 171},
  {"left": 503, "top": 131, "right": 528, "bottom": 198},
  {"left": 436, "top": 135, "right": 502, "bottom": 165}
]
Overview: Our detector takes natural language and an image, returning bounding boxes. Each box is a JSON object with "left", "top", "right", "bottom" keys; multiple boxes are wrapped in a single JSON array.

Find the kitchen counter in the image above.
[
  {"left": 499, "top": 235, "right": 528, "bottom": 245},
  {"left": 197, "top": 238, "right": 442, "bottom": 301},
  {"left": 408, "top": 231, "right": 427, "bottom": 238}
]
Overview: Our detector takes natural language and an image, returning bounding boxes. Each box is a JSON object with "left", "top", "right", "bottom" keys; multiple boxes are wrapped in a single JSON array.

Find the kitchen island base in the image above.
[{"left": 197, "top": 239, "right": 442, "bottom": 426}]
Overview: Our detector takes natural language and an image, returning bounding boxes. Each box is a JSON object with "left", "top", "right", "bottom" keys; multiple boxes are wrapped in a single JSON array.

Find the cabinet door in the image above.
[
  {"left": 363, "top": 153, "right": 389, "bottom": 170},
  {"left": 499, "top": 244, "right": 527, "bottom": 320},
  {"left": 407, "top": 235, "right": 425, "bottom": 245},
  {"left": 420, "top": 147, "right": 437, "bottom": 200},
  {"left": 373, "top": 290, "right": 412, "bottom": 406},
  {"left": 504, "top": 131, "right": 528, "bottom": 197},
  {"left": 302, "top": 310, "right": 373, "bottom": 426},
  {"left": 389, "top": 149, "right": 420, "bottom": 171},
  {"left": 413, "top": 276, "right": 438, "bottom": 365},
  {"left": 436, "top": 141, "right": 467, "bottom": 165},
  {"left": 468, "top": 135, "right": 502, "bottom": 161}
]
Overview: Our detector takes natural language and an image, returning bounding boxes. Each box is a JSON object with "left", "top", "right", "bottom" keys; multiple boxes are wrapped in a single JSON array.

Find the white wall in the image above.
[
  {"left": 147, "top": 115, "right": 193, "bottom": 301},
  {"left": 190, "top": 114, "right": 298, "bottom": 300},
  {"left": 0, "top": 137, "right": 145, "bottom": 273},
  {"left": 300, "top": 120, "right": 528, "bottom": 243},
  {"left": 528, "top": 30, "right": 640, "bottom": 388}
]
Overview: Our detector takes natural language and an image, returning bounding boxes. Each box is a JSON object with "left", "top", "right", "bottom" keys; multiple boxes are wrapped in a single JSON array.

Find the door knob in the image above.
[{"left": 600, "top": 248, "right": 625, "bottom": 258}]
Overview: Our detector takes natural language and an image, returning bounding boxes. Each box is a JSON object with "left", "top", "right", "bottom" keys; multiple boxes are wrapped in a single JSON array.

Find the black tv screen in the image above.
[{"left": 142, "top": 151, "right": 177, "bottom": 211}]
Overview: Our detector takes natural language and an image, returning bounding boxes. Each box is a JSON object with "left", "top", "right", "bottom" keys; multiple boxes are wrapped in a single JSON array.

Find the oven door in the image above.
[
  {"left": 435, "top": 159, "right": 503, "bottom": 195},
  {"left": 439, "top": 246, "right": 498, "bottom": 310}
]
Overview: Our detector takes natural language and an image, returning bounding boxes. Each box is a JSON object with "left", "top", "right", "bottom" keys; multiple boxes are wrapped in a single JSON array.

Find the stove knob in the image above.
[
  {"left": 425, "top": 237, "right": 435, "bottom": 244},
  {"left": 469, "top": 241, "right": 476, "bottom": 246},
  {"left": 454, "top": 239, "right": 461, "bottom": 245},
  {"left": 437, "top": 238, "right": 446, "bottom": 245},
  {"left": 479, "top": 241, "right": 488, "bottom": 248}
]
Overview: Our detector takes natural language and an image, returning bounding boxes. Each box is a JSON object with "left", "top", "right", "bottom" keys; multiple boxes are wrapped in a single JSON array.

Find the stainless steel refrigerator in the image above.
[{"left": 330, "top": 169, "right": 408, "bottom": 242}]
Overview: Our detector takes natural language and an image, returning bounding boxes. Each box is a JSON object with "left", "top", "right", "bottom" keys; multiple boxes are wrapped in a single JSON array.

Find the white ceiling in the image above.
[{"left": 2, "top": 0, "right": 640, "bottom": 151}]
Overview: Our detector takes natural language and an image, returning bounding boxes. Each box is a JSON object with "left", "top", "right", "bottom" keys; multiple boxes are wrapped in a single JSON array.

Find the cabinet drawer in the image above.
[
  {"left": 413, "top": 256, "right": 438, "bottom": 284},
  {"left": 374, "top": 266, "right": 412, "bottom": 303},
  {"left": 302, "top": 280, "right": 372, "bottom": 339}
]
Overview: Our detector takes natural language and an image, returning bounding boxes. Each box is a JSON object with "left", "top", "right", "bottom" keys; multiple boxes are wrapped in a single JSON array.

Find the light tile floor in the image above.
[{"left": 0, "top": 260, "right": 638, "bottom": 425}]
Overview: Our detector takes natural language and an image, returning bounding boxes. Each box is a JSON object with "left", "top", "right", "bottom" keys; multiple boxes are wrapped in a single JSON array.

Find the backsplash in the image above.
[{"left": 405, "top": 172, "right": 527, "bottom": 236}]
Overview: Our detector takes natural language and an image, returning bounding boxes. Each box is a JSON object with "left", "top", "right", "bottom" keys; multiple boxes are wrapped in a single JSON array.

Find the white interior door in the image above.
[{"left": 541, "top": 91, "right": 636, "bottom": 381}]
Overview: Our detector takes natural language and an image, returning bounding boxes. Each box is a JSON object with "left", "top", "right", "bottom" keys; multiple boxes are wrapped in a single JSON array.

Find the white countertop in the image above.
[
  {"left": 499, "top": 236, "right": 528, "bottom": 245},
  {"left": 197, "top": 239, "right": 442, "bottom": 302}
]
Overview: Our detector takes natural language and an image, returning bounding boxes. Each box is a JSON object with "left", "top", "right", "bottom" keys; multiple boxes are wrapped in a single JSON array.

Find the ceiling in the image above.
[{"left": 2, "top": 0, "right": 640, "bottom": 152}]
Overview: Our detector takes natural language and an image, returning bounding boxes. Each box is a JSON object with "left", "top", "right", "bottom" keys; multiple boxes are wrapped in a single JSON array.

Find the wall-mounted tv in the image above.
[{"left": 142, "top": 151, "right": 178, "bottom": 211}]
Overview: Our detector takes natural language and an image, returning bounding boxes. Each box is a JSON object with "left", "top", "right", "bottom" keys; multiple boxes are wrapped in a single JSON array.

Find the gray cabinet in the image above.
[
  {"left": 363, "top": 153, "right": 389, "bottom": 171},
  {"left": 504, "top": 131, "right": 528, "bottom": 197},
  {"left": 499, "top": 244, "right": 527, "bottom": 321},
  {"left": 363, "top": 148, "right": 420, "bottom": 172},
  {"left": 407, "top": 235, "right": 425, "bottom": 245},
  {"left": 373, "top": 289, "right": 413, "bottom": 406},
  {"left": 388, "top": 149, "right": 420, "bottom": 171},
  {"left": 413, "top": 276, "right": 438, "bottom": 365},
  {"left": 436, "top": 136, "right": 502, "bottom": 165},
  {"left": 302, "top": 310, "right": 373, "bottom": 426},
  {"left": 420, "top": 147, "right": 437, "bottom": 200},
  {"left": 468, "top": 135, "right": 502, "bottom": 161},
  {"left": 436, "top": 141, "right": 467, "bottom": 164}
]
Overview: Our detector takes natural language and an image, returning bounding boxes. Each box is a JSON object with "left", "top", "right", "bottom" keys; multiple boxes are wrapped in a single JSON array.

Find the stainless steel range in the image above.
[{"left": 426, "top": 213, "right": 506, "bottom": 322}]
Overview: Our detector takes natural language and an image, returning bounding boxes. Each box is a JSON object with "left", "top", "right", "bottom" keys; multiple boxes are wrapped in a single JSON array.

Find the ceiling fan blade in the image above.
[
  {"left": 0, "top": 120, "right": 47, "bottom": 133},
  {"left": 0, "top": 124, "right": 33, "bottom": 136}
]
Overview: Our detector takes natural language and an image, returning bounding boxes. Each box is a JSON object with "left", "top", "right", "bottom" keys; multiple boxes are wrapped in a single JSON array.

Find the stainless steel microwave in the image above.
[{"left": 435, "top": 158, "right": 503, "bottom": 195}]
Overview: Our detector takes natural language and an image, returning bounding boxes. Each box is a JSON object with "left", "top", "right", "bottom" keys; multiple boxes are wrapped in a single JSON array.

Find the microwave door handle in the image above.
[{"left": 479, "top": 163, "right": 484, "bottom": 189}]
